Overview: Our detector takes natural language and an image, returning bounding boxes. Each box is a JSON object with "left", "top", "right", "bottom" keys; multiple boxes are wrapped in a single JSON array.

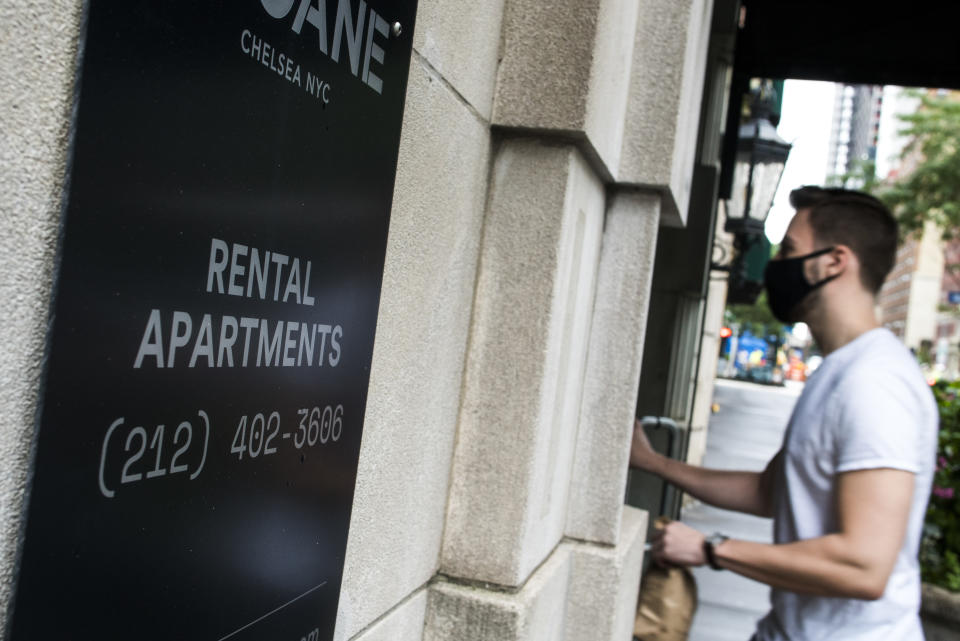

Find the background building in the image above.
[
  {"left": 827, "top": 84, "right": 883, "bottom": 184},
  {"left": 878, "top": 89, "right": 960, "bottom": 375},
  {"left": 934, "top": 240, "right": 960, "bottom": 378},
  {"left": 879, "top": 223, "right": 944, "bottom": 352}
]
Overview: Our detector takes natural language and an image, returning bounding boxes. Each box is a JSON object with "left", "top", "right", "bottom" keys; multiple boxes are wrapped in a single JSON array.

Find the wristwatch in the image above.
[{"left": 703, "top": 532, "right": 729, "bottom": 570}]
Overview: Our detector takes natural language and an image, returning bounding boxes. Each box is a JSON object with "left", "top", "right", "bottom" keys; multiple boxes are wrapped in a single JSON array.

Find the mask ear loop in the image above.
[
  {"left": 805, "top": 246, "right": 839, "bottom": 290},
  {"left": 808, "top": 272, "right": 840, "bottom": 291},
  {"left": 803, "top": 246, "right": 835, "bottom": 260}
]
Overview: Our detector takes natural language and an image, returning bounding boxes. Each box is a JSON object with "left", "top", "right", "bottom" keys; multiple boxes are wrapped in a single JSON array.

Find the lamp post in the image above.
[{"left": 716, "top": 83, "right": 792, "bottom": 304}]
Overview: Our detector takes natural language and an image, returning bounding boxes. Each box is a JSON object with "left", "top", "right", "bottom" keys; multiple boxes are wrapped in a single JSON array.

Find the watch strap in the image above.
[{"left": 703, "top": 533, "right": 728, "bottom": 570}]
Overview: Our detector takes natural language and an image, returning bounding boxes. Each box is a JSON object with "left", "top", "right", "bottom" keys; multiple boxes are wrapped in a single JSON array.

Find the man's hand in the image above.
[
  {"left": 626, "top": 422, "right": 779, "bottom": 517},
  {"left": 652, "top": 521, "right": 708, "bottom": 567},
  {"left": 630, "top": 419, "right": 661, "bottom": 471}
]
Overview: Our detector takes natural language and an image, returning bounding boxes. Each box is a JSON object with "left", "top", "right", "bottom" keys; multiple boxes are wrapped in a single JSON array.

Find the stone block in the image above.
[
  {"left": 565, "top": 190, "right": 661, "bottom": 545},
  {"left": 335, "top": 53, "right": 491, "bottom": 640},
  {"left": 413, "top": 0, "right": 507, "bottom": 120},
  {"left": 619, "top": 0, "right": 713, "bottom": 225},
  {"left": 688, "top": 277, "right": 727, "bottom": 443},
  {"left": 441, "top": 139, "right": 605, "bottom": 587},
  {"left": 345, "top": 589, "right": 427, "bottom": 641},
  {"left": 921, "top": 583, "right": 960, "bottom": 641},
  {"left": 0, "top": 1, "right": 83, "bottom": 625},
  {"left": 685, "top": 427, "right": 708, "bottom": 468},
  {"left": 492, "top": 0, "right": 640, "bottom": 177},
  {"left": 563, "top": 507, "right": 648, "bottom": 641},
  {"left": 584, "top": 0, "right": 643, "bottom": 176},
  {"left": 425, "top": 546, "right": 571, "bottom": 641}
]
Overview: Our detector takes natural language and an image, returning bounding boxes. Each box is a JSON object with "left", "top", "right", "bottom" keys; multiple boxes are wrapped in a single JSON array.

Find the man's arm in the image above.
[
  {"left": 631, "top": 419, "right": 781, "bottom": 517},
  {"left": 655, "top": 467, "right": 915, "bottom": 600}
]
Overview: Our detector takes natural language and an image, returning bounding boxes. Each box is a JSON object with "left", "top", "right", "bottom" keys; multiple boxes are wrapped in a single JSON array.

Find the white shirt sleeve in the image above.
[{"left": 832, "top": 366, "right": 923, "bottom": 474}]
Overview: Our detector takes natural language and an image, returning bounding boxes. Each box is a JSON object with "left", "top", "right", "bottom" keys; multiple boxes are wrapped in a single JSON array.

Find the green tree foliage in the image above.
[
  {"left": 725, "top": 290, "right": 787, "bottom": 337},
  {"left": 827, "top": 157, "right": 879, "bottom": 192},
  {"left": 878, "top": 92, "right": 960, "bottom": 239},
  {"left": 922, "top": 381, "right": 960, "bottom": 591}
]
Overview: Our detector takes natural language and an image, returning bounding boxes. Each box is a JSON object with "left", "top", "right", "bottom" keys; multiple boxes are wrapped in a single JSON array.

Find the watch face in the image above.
[{"left": 705, "top": 534, "right": 727, "bottom": 570}]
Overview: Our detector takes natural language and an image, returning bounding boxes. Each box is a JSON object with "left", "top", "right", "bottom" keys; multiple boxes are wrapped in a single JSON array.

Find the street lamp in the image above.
[
  {"left": 725, "top": 91, "right": 792, "bottom": 236},
  {"left": 715, "top": 83, "right": 792, "bottom": 304}
]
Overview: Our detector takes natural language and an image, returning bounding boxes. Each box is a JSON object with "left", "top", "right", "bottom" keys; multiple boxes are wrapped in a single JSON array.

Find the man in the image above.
[{"left": 630, "top": 186, "right": 938, "bottom": 639}]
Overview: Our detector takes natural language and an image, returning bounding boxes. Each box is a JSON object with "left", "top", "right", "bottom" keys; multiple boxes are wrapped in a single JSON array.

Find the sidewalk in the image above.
[{"left": 683, "top": 379, "right": 802, "bottom": 641}]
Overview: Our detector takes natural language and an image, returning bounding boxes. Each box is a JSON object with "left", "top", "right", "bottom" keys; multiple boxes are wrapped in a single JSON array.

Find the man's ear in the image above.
[{"left": 823, "top": 245, "right": 852, "bottom": 278}]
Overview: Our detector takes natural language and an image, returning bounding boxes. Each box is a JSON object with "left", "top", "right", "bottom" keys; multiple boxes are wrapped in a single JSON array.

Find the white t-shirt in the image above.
[{"left": 755, "top": 328, "right": 938, "bottom": 641}]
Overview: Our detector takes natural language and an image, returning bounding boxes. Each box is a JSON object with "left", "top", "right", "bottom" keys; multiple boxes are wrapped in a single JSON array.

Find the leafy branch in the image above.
[{"left": 877, "top": 92, "right": 960, "bottom": 239}]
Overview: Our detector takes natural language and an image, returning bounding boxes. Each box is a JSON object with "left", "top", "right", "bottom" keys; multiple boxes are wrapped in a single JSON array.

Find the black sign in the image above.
[{"left": 9, "top": 1, "right": 416, "bottom": 639}]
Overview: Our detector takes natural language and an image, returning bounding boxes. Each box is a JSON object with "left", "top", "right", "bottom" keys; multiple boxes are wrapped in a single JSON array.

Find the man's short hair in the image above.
[{"left": 789, "top": 186, "right": 898, "bottom": 294}]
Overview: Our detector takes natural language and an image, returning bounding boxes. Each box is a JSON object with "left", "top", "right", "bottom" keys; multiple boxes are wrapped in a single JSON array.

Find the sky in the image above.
[
  {"left": 764, "top": 81, "right": 918, "bottom": 244},
  {"left": 764, "top": 80, "right": 836, "bottom": 244}
]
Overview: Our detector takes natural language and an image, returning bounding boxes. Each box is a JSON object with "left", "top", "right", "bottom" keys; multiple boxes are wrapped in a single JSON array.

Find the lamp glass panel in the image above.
[
  {"left": 747, "top": 158, "right": 787, "bottom": 224},
  {"left": 728, "top": 150, "right": 751, "bottom": 224}
]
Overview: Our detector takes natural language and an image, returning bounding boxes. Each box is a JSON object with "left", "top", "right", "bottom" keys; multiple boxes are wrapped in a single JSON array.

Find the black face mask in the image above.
[{"left": 764, "top": 247, "right": 837, "bottom": 323}]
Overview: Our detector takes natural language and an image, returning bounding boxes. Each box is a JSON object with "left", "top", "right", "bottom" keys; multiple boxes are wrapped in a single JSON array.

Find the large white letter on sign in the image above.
[{"left": 261, "top": 0, "right": 297, "bottom": 19}]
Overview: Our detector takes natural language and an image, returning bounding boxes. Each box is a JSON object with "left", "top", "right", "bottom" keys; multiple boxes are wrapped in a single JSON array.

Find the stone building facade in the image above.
[{"left": 1, "top": 1, "right": 730, "bottom": 640}]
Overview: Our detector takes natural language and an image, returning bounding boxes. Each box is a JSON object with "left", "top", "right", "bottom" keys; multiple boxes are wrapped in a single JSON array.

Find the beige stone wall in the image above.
[
  {"left": 0, "top": 1, "right": 84, "bottom": 624},
  {"left": 340, "top": 0, "right": 715, "bottom": 639},
  {"left": 0, "top": 1, "right": 717, "bottom": 640},
  {"left": 686, "top": 276, "right": 728, "bottom": 467}
]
